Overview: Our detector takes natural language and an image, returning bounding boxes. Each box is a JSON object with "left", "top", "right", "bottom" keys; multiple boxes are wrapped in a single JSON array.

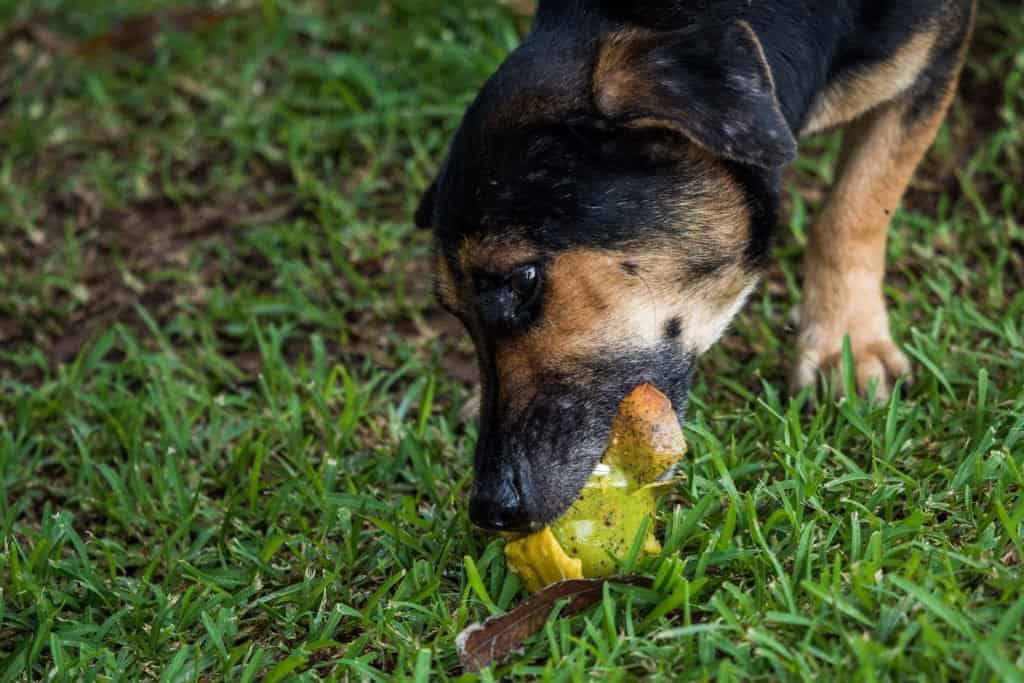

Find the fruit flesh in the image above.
[
  {"left": 502, "top": 527, "right": 582, "bottom": 591},
  {"left": 504, "top": 384, "right": 686, "bottom": 592}
]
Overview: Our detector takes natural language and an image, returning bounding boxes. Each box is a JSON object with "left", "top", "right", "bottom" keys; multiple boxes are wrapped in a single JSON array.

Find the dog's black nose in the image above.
[{"left": 469, "top": 477, "right": 534, "bottom": 532}]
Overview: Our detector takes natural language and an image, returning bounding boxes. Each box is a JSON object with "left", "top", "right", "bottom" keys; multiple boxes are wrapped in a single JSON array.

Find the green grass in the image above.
[{"left": 1, "top": 1, "right": 1022, "bottom": 679}]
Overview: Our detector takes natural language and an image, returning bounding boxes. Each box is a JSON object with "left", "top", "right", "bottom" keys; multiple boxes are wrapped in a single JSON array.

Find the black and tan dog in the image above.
[{"left": 416, "top": 0, "right": 976, "bottom": 531}]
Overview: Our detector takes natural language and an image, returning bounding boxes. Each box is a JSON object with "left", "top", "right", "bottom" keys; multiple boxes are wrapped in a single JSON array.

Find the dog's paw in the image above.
[{"left": 791, "top": 327, "right": 911, "bottom": 401}]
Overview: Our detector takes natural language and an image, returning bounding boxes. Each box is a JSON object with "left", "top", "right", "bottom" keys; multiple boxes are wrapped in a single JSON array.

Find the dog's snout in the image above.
[{"left": 469, "top": 472, "right": 535, "bottom": 532}]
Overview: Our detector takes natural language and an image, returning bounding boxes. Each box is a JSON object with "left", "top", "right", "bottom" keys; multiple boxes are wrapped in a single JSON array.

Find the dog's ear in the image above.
[
  {"left": 593, "top": 20, "right": 797, "bottom": 169},
  {"left": 414, "top": 177, "right": 438, "bottom": 229}
]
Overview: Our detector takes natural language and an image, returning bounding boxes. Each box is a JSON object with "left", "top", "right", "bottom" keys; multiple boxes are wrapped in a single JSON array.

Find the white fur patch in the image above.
[{"left": 679, "top": 279, "right": 758, "bottom": 354}]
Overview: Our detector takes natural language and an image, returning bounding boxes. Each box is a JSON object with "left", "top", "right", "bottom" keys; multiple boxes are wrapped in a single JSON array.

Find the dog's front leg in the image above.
[{"left": 792, "top": 89, "right": 957, "bottom": 399}]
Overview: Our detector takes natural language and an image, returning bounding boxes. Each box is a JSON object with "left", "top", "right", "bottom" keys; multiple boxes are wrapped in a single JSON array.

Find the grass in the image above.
[{"left": 0, "top": 0, "right": 1022, "bottom": 679}]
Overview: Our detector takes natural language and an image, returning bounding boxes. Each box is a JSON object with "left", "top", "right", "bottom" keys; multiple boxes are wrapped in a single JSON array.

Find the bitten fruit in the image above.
[{"left": 504, "top": 384, "right": 686, "bottom": 591}]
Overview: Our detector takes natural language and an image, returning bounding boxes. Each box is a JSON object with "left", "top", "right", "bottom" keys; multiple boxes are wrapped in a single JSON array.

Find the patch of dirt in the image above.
[
  {"left": 1, "top": 8, "right": 239, "bottom": 62},
  {"left": 0, "top": 181, "right": 303, "bottom": 382}
]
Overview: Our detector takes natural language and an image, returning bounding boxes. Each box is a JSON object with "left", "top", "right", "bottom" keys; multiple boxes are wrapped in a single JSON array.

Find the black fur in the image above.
[
  {"left": 593, "top": 20, "right": 798, "bottom": 168},
  {"left": 603, "top": 1, "right": 952, "bottom": 129},
  {"left": 417, "top": 0, "right": 968, "bottom": 531}
]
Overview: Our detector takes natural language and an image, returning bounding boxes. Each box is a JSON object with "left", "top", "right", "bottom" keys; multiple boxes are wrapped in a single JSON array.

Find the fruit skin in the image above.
[
  {"left": 603, "top": 383, "right": 687, "bottom": 485},
  {"left": 503, "top": 384, "right": 686, "bottom": 591}
]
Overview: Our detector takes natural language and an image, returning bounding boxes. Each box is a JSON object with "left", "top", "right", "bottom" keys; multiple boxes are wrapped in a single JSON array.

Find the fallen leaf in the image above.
[
  {"left": 3, "top": 9, "right": 239, "bottom": 61},
  {"left": 456, "top": 575, "right": 652, "bottom": 672},
  {"left": 78, "top": 8, "right": 237, "bottom": 59}
]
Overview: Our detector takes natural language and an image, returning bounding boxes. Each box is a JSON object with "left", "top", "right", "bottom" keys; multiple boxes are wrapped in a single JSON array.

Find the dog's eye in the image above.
[
  {"left": 507, "top": 264, "right": 539, "bottom": 305},
  {"left": 475, "top": 263, "right": 543, "bottom": 330}
]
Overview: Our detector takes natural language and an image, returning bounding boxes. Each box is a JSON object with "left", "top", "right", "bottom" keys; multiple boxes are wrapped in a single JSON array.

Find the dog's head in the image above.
[{"left": 416, "top": 13, "right": 796, "bottom": 531}]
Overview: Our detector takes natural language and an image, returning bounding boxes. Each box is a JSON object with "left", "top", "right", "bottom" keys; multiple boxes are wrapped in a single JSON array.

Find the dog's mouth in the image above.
[
  {"left": 493, "top": 462, "right": 612, "bottom": 550},
  {"left": 489, "top": 383, "right": 688, "bottom": 534},
  {"left": 497, "top": 384, "right": 688, "bottom": 590},
  {"left": 472, "top": 347, "right": 695, "bottom": 531},
  {"left": 492, "top": 462, "right": 613, "bottom": 540}
]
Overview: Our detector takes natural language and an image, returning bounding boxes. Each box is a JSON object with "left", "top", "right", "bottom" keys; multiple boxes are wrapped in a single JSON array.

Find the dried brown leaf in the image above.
[
  {"left": 78, "top": 8, "right": 237, "bottom": 59},
  {"left": 456, "top": 575, "right": 651, "bottom": 672}
]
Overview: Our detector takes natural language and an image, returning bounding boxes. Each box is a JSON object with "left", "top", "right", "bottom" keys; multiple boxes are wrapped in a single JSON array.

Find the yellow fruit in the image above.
[
  {"left": 504, "top": 384, "right": 686, "bottom": 591},
  {"left": 502, "top": 527, "right": 582, "bottom": 591}
]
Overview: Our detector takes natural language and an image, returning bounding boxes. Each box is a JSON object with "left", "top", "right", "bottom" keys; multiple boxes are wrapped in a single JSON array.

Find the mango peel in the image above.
[{"left": 504, "top": 384, "right": 686, "bottom": 592}]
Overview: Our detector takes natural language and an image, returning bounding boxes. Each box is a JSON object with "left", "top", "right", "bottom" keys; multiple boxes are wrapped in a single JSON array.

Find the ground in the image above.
[{"left": 0, "top": 1, "right": 1022, "bottom": 680}]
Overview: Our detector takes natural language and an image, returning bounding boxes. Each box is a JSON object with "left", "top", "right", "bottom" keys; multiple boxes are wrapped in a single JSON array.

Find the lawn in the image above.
[{"left": 1, "top": 1, "right": 1022, "bottom": 680}]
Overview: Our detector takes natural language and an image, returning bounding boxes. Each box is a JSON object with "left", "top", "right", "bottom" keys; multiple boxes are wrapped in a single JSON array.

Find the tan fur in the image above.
[
  {"left": 801, "top": 28, "right": 939, "bottom": 136},
  {"left": 794, "top": 1, "right": 976, "bottom": 397},
  {"left": 794, "top": 56, "right": 967, "bottom": 398},
  {"left": 675, "top": 150, "right": 752, "bottom": 257},
  {"left": 593, "top": 28, "right": 651, "bottom": 116},
  {"left": 434, "top": 254, "right": 460, "bottom": 313},
  {"left": 494, "top": 249, "right": 758, "bottom": 410}
]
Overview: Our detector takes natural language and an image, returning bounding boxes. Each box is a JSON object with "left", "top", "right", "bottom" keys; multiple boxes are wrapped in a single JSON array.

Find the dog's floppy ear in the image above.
[
  {"left": 593, "top": 20, "right": 797, "bottom": 169},
  {"left": 414, "top": 177, "right": 438, "bottom": 229}
]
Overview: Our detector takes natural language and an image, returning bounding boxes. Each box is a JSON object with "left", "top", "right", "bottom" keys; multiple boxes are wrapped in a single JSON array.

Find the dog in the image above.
[{"left": 415, "top": 0, "right": 976, "bottom": 532}]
